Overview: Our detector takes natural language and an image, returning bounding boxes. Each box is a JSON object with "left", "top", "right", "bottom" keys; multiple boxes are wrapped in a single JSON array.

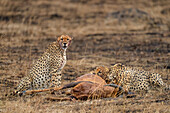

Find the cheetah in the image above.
[
  {"left": 13, "top": 35, "right": 72, "bottom": 95},
  {"left": 93, "top": 63, "right": 169, "bottom": 92}
]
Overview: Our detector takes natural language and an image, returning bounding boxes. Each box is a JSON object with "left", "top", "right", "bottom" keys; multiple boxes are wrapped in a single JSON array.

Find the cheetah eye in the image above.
[
  {"left": 67, "top": 38, "right": 69, "bottom": 41},
  {"left": 98, "top": 71, "right": 102, "bottom": 74},
  {"left": 61, "top": 38, "right": 63, "bottom": 41}
]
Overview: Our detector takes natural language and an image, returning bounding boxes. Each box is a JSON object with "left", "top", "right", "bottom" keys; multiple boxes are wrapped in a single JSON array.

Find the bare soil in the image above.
[{"left": 0, "top": 0, "right": 170, "bottom": 112}]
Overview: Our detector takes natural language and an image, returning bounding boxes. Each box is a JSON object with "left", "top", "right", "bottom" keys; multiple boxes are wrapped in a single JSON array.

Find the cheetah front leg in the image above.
[{"left": 49, "top": 71, "right": 62, "bottom": 88}]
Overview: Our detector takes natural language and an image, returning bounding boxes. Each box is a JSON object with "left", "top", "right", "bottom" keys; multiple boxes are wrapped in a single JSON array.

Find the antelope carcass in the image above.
[{"left": 22, "top": 74, "right": 125, "bottom": 100}]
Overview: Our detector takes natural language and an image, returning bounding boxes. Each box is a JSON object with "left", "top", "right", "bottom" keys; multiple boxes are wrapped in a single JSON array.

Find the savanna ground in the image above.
[{"left": 0, "top": 0, "right": 170, "bottom": 112}]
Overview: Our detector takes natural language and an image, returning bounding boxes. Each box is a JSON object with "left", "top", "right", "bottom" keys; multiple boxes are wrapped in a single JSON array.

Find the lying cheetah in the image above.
[
  {"left": 13, "top": 35, "right": 72, "bottom": 95},
  {"left": 93, "top": 63, "right": 169, "bottom": 92}
]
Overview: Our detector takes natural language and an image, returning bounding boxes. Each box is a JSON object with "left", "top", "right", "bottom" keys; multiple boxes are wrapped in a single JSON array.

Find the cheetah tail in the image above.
[{"left": 5, "top": 90, "right": 19, "bottom": 97}]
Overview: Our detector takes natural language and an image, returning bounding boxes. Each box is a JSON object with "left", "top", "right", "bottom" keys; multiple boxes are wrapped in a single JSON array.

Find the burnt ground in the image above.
[{"left": 0, "top": 0, "right": 170, "bottom": 112}]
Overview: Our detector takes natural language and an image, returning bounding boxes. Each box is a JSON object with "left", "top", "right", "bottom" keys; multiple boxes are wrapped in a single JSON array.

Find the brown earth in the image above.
[{"left": 0, "top": 0, "right": 170, "bottom": 112}]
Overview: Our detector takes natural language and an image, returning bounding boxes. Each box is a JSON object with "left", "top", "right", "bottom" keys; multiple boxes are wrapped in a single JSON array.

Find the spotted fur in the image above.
[
  {"left": 94, "top": 63, "right": 168, "bottom": 92},
  {"left": 14, "top": 35, "right": 72, "bottom": 94}
]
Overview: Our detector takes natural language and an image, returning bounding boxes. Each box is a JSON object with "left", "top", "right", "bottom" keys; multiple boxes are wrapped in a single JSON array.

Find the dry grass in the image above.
[{"left": 0, "top": 0, "right": 170, "bottom": 112}]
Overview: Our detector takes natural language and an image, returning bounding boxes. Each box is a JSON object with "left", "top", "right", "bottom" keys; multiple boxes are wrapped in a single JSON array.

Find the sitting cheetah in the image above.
[
  {"left": 93, "top": 63, "right": 169, "bottom": 92},
  {"left": 13, "top": 35, "right": 72, "bottom": 95}
]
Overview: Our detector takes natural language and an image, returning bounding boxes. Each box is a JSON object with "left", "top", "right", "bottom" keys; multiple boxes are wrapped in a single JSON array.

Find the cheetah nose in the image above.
[
  {"left": 63, "top": 43, "right": 67, "bottom": 46},
  {"left": 63, "top": 43, "right": 67, "bottom": 48}
]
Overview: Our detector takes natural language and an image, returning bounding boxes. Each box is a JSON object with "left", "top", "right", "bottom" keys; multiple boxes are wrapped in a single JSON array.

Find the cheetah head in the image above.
[
  {"left": 93, "top": 66, "right": 110, "bottom": 83},
  {"left": 57, "top": 35, "right": 72, "bottom": 50}
]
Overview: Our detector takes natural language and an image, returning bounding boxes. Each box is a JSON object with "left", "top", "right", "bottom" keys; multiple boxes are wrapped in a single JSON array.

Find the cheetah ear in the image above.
[
  {"left": 57, "top": 35, "right": 61, "bottom": 42},
  {"left": 69, "top": 35, "right": 73, "bottom": 40},
  {"left": 69, "top": 36, "right": 73, "bottom": 40}
]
